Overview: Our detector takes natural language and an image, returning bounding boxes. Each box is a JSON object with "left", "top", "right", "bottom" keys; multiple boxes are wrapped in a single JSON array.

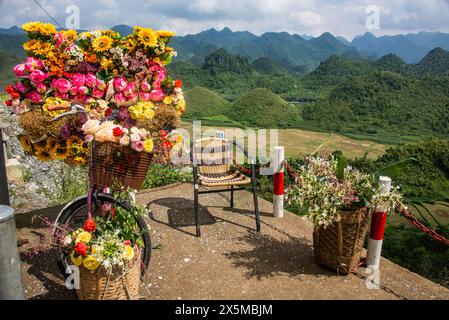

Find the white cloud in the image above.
[{"left": 0, "top": 0, "right": 449, "bottom": 40}]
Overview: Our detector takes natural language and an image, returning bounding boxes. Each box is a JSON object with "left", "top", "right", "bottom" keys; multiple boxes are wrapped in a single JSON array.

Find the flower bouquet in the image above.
[
  {"left": 286, "top": 153, "right": 403, "bottom": 274},
  {"left": 4, "top": 22, "right": 185, "bottom": 176},
  {"left": 57, "top": 188, "right": 146, "bottom": 300}
]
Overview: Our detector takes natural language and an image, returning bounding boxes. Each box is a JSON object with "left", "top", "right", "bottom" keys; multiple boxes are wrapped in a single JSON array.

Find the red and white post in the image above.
[
  {"left": 366, "top": 176, "right": 392, "bottom": 269},
  {"left": 272, "top": 146, "right": 284, "bottom": 218}
]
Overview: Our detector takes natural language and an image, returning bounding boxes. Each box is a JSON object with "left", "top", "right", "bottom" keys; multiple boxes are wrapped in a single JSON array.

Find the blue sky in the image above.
[{"left": 1, "top": 0, "right": 449, "bottom": 40}]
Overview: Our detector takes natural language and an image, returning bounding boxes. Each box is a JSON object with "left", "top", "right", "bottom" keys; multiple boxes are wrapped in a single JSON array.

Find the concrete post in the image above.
[
  {"left": 272, "top": 146, "right": 284, "bottom": 218},
  {"left": 0, "top": 205, "right": 25, "bottom": 300},
  {"left": 366, "top": 176, "right": 392, "bottom": 269}
]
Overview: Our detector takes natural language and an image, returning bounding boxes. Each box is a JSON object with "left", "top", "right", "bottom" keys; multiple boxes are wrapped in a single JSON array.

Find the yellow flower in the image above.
[
  {"left": 100, "top": 58, "right": 113, "bottom": 70},
  {"left": 18, "top": 135, "right": 33, "bottom": 153},
  {"left": 143, "top": 109, "right": 155, "bottom": 119},
  {"left": 66, "top": 136, "right": 83, "bottom": 147},
  {"left": 79, "top": 31, "right": 92, "bottom": 39},
  {"left": 143, "top": 139, "right": 154, "bottom": 153},
  {"left": 163, "top": 96, "right": 173, "bottom": 105},
  {"left": 35, "top": 149, "right": 52, "bottom": 162},
  {"left": 51, "top": 145, "right": 68, "bottom": 160},
  {"left": 83, "top": 256, "right": 100, "bottom": 270},
  {"left": 33, "top": 139, "right": 48, "bottom": 152},
  {"left": 40, "top": 23, "right": 57, "bottom": 35},
  {"left": 62, "top": 29, "right": 77, "bottom": 42},
  {"left": 157, "top": 30, "right": 175, "bottom": 38},
  {"left": 71, "top": 156, "right": 86, "bottom": 166},
  {"left": 142, "top": 101, "right": 155, "bottom": 109},
  {"left": 75, "top": 231, "right": 92, "bottom": 244},
  {"left": 23, "top": 40, "right": 40, "bottom": 51},
  {"left": 70, "top": 253, "right": 83, "bottom": 266},
  {"left": 123, "top": 245, "right": 135, "bottom": 261},
  {"left": 92, "top": 35, "right": 113, "bottom": 52},
  {"left": 177, "top": 98, "right": 186, "bottom": 108},
  {"left": 22, "top": 21, "right": 40, "bottom": 33},
  {"left": 46, "top": 138, "right": 58, "bottom": 151},
  {"left": 177, "top": 135, "right": 183, "bottom": 144},
  {"left": 34, "top": 42, "right": 51, "bottom": 55},
  {"left": 42, "top": 97, "right": 71, "bottom": 117},
  {"left": 137, "top": 27, "right": 158, "bottom": 47}
]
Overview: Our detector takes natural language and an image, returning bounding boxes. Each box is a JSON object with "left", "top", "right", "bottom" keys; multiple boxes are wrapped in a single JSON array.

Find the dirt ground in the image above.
[{"left": 15, "top": 183, "right": 449, "bottom": 300}]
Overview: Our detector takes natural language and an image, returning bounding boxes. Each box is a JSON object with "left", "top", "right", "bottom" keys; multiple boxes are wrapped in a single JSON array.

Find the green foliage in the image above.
[
  {"left": 382, "top": 224, "right": 449, "bottom": 288},
  {"left": 43, "top": 165, "right": 89, "bottom": 206},
  {"left": 143, "top": 163, "right": 192, "bottom": 189},
  {"left": 351, "top": 139, "right": 449, "bottom": 202},
  {"left": 228, "top": 88, "right": 300, "bottom": 128}
]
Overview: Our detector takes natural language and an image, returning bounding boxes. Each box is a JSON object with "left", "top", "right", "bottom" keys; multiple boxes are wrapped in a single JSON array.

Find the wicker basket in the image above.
[
  {"left": 93, "top": 141, "right": 152, "bottom": 190},
  {"left": 313, "top": 207, "right": 369, "bottom": 275},
  {"left": 77, "top": 255, "right": 141, "bottom": 300}
]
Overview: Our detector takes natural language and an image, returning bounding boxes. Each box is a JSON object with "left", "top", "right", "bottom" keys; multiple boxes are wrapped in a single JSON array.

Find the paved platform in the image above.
[{"left": 16, "top": 183, "right": 449, "bottom": 300}]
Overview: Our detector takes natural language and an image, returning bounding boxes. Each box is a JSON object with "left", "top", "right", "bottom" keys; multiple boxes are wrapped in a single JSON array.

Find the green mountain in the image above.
[
  {"left": 416, "top": 48, "right": 449, "bottom": 77},
  {"left": 374, "top": 53, "right": 412, "bottom": 75},
  {"left": 228, "top": 88, "right": 300, "bottom": 128},
  {"left": 184, "top": 86, "right": 231, "bottom": 120},
  {"left": 251, "top": 57, "right": 286, "bottom": 74},
  {"left": 303, "top": 71, "right": 449, "bottom": 140}
]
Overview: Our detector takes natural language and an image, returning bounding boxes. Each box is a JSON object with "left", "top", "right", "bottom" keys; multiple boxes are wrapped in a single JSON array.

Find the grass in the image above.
[
  {"left": 180, "top": 121, "right": 387, "bottom": 159},
  {"left": 388, "top": 202, "right": 449, "bottom": 228}
]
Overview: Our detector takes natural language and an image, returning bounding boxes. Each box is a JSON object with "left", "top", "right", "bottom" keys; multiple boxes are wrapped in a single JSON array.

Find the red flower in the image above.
[
  {"left": 83, "top": 218, "right": 96, "bottom": 232},
  {"left": 112, "top": 126, "right": 123, "bottom": 137},
  {"left": 10, "top": 91, "right": 20, "bottom": 99},
  {"left": 123, "top": 240, "right": 130, "bottom": 246},
  {"left": 160, "top": 129, "right": 167, "bottom": 139},
  {"left": 5, "top": 85, "right": 14, "bottom": 94},
  {"left": 174, "top": 79, "right": 182, "bottom": 88},
  {"left": 4, "top": 99, "right": 12, "bottom": 106},
  {"left": 74, "top": 242, "right": 88, "bottom": 257},
  {"left": 164, "top": 141, "right": 173, "bottom": 149},
  {"left": 105, "top": 107, "right": 112, "bottom": 117}
]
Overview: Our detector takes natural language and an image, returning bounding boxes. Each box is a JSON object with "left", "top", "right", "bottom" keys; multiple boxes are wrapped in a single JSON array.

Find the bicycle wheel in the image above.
[{"left": 54, "top": 193, "right": 151, "bottom": 279}]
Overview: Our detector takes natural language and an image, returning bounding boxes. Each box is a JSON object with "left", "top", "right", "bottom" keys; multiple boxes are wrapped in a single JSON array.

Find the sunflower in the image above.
[
  {"left": 23, "top": 40, "right": 40, "bottom": 51},
  {"left": 92, "top": 35, "right": 113, "bottom": 52},
  {"left": 66, "top": 136, "right": 83, "bottom": 147},
  {"left": 137, "top": 28, "right": 158, "bottom": 47},
  {"left": 63, "top": 29, "right": 77, "bottom": 42},
  {"left": 123, "top": 38, "right": 137, "bottom": 52},
  {"left": 18, "top": 135, "right": 33, "bottom": 153},
  {"left": 35, "top": 149, "right": 52, "bottom": 162},
  {"left": 33, "top": 139, "right": 48, "bottom": 152},
  {"left": 46, "top": 138, "right": 59, "bottom": 152},
  {"left": 100, "top": 58, "right": 113, "bottom": 70},
  {"left": 34, "top": 42, "right": 52, "bottom": 55},
  {"left": 71, "top": 156, "right": 87, "bottom": 166},
  {"left": 51, "top": 145, "right": 68, "bottom": 160},
  {"left": 22, "top": 22, "right": 40, "bottom": 33},
  {"left": 40, "top": 23, "right": 57, "bottom": 35},
  {"left": 157, "top": 30, "right": 175, "bottom": 38}
]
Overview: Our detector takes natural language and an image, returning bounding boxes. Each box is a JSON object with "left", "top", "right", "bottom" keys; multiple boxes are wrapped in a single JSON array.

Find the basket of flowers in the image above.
[
  {"left": 286, "top": 153, "right": 403, "bottom": 274},
  {"left": 4, "top": 22, "right": 186, "bottom": 181},
  {"left": 60, "top": 189, "right": 145, "bottom": 300}
]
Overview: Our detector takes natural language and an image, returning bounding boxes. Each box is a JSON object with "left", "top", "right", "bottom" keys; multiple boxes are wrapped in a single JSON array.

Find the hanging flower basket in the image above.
[{"left": 312, "top": 208, "right": 369, "bottom": 274}]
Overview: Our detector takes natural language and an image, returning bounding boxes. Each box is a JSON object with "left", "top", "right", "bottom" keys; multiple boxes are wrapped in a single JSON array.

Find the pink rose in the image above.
[
  {"left": 150, "top": 89, "right": 164, "bottom": 102},
  {"left": 25, "top": 90, "right": 41, "bottom": 104},
  {"left": 85, "top": 73, "right": 97, "bottom": 88},
  {"left": 139, "top": 91, "right": 151, "bottom": 101},
  {"left": 96, "top": 79, "right": 106, "bottom": 90},
  {"left": 127, "top": 92, "right": 138, "bottom": 101},
  {"left": 84, "top": 134, "right": 94, "bottom": 143},
  {"left": 131, "top": 141, "right": 144, "bottom": 152},
  {"left": 14, "top": 82, "right": 27, "bottom": 93},
  {"left": 114, "top": 92, "right": 126, "bottom": 104},
  {"left": 29, "top": 70, "right": 48, "bottom": 84},
  {"left": 84, "top": 97, "right": 95, "bottom": 104},
  {"left": 72, "top": 73, "right": 85, "bottom": 87},
  {"left": 78, "top": 86, "right": 88, "bottom": 95},
  {"left": 24, "top": 57, "right": 44, "bottom": 71},
  {"left": 13, "top": 64, "right": 26, "bottom": 77},
  {"left": 123, "top": 82, "right": 136, "bottom": 98},
  {"left": 140, "top": 81, "right": 151, "bottom": 92},
  {"left": 113, "top": 77, "right": 127, "bottom": 92},
  {"left": 53, "top": 32, "right": 66, "bottom": 47},
  {"left": 92, "top": 88, "right": 104, "bottom": 99},
  {"left": 75, "top": 95, "right": 87, "bottom": 103},
  {"left": 54, "top": 78, "right": 71, "bottom": 93},
  {"left": 35, "top": 83, "right": 47, "bottom": 94},
  {"left": 69, "top": 86, "right": 79, "bottom": 95},
  {"left": 55, "top": 92, "right": 69, "bottom": 100}
]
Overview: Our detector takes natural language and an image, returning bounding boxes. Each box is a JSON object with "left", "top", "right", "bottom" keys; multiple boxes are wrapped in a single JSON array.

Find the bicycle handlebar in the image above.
[{"left": 51, "top": 104, "right": 88, "bottom": 121}]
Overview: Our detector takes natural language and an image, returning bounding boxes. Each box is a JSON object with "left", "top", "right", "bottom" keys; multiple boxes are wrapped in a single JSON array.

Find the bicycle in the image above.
[{"left": 52, "top": 105, "right": 151, "bottom": 279}]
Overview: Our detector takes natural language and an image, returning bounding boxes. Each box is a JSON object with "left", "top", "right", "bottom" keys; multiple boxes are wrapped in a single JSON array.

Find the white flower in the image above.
[{"left": 63, "top": 235, "right": 72, "bottom": 246}]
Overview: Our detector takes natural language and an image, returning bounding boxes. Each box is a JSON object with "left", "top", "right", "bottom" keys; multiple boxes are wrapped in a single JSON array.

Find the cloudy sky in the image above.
[{"left": 1, "top": 0, "right": 449, "bottom": 40}]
